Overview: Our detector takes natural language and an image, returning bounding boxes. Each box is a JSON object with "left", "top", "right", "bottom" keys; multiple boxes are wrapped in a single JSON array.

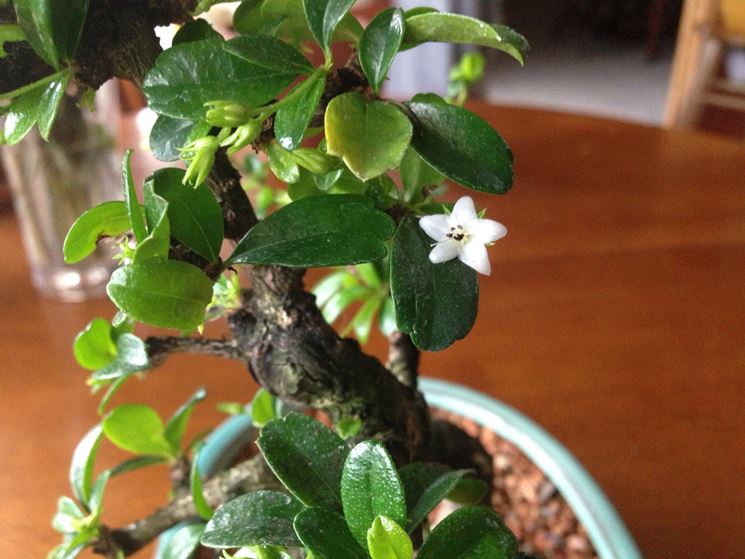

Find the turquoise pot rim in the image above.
[{"left": 160, "top": 377, "right": 641, "bottom": 559}]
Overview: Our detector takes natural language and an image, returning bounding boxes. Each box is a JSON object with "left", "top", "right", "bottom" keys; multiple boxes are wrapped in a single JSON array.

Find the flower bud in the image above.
[
  {"left": 288, "top": 148, "right": 338, "bottom": 175},
  {"left": 221, "top": 120, "right": 262, "bottom": 154},
  {"left": 180, "top": 135, "right": 220, "bottom": 186},
  {"left": 204, "top": 100, "right": 251, "bottom": 127}
]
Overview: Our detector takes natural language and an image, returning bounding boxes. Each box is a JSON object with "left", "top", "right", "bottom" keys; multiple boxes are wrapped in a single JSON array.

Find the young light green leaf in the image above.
[
  {"left": 398, "top": 147, "right": 444, "bottom": 203},
  {"left": 69, "top": 425, "right": 104, "bottom": 511},
  {"left": 150, "top": 115, "right": 212, "bottom": 162},
  {"left": 225, "top": 35, "right": 314, "bottom": 74},
  {"left": 341, "top": 441, "right": 407, "bottom": 551},
  {"left": 313, "top": 270, "right": 355, "bottom": 308},
  {"left": 13, "top": 0, "right": 89, "bottom": 67},
  {"left": 102, "top": 404, "right": 175, "bottom": 458},
  {"left": 190, "top": 445, "right": 214, "bottom": 520},
  {"left": 378, "top": 297, "right": 396, "bottom": 337},
  {"left": 335, "top": 417, "right": 362, "bottom": 439},
  {"left": 321, "top": 285, "right": 369, "bottom": 325},
  {"left": 275, "top": 75, "right": 326, "bottom": 151},
  {"left": 398, "top": 464, "right": 471, "bottom": 531},
  {"left": 360, "top": 8, "right": 405, "bottom": 93},
  {"left": 325, "top": 93, "right": 412, "bottom": 181},
  {"left": 88, "top": 332, "right": 149, "bottom": 382},
  {"left": 122, "top": 150, "right": 148, "bottom": 243},
  {"left": 416, "top": 506, "right": 517, "bottom": 559},
  {"left": 201, "top": 491, "right": 303, "bottom": 548},
  {"left": 52, "top": 496, "right": 84, "bottom": 533},
  {"left": 267, "top": 141, "right": 300, "bottom": 184},
  {"left": 157, "top": 523, "right": 206, "bottom": 559},
  {"left": 228, "top": 194, "right": 395, "bottom": 268},
  {"left": 106, "top": 455, "right": 169, "bottom": 477},
  {"left": 63, "top": 202, "right": 131, "bottom": 264},
  {"left": 406, "top": 93, "right": 512, "bottom": 194},
  {"left": 390, "top": 215, "right": 478, "bottom": 351},
  {"left": 350, "top": 296, "right": 382, "bottom": 344},
  {"left": 446, "top": 477, "right": 488, "bottom": 505},
  {"left": 403, "top": 13, "right": 528, "bottom": 64},
  {"left": 143, "top": 39, "right": 299, "bottom": 120},
  {"left": 135, "top": 183, "right": 170, "bottom": 262},
  {"left": 164, "top": 387, "right": 207, "bottom": 453},
  {"left": 293, "top": 507, "right": 367, "bottom": 559},
  {"left": 303, "top": 0, "right": 356, "bottom": 53},
  {"left": 106, "top": 261, "right": 213, "bottom": 331},
  {"left": 367, "top": 516, "right": 413, "bottom": 559},
  {"left": 257, "top": 413, "right": 349, "bottom": 510},
  {"left": 3, "top": 71, "right": 70, "bottom": 144},
  {"left": 73, "top": 318, "right": 118, "bottom": 371},
  {"left": 148, "top": 168, "right": 224, "bottom": 263},
  {"left": 250, "top": 389, "right": 276, "bottom": 428}
]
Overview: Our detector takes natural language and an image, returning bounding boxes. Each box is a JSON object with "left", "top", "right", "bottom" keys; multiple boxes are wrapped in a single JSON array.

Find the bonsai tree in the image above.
[{"left": 1, "top": 1, "right": 533, "bottom": 558}]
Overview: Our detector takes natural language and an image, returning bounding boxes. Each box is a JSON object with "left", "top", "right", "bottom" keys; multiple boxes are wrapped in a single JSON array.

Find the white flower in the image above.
[{"left": 418, "top": 196, "right": 506, "bottom": 276}]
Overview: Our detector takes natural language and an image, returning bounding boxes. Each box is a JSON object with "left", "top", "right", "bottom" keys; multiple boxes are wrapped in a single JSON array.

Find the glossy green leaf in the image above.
[
  {"left": 287, "top": 168, "right": 324, "bottom": 200},
  {"left": 403, "top": 13, "right": 528, "bottom": 64},
  {"left": 148, "top": 168, "right": 224, "bottom": 262},
  {"left": 416, "top": 506, "right": 517, "bottom": 559},
  {"left": 360, "top": 8, "right": 405, "bottom": 93},
  {"left": 143, "top": 39, "right": 298, "bottom": 120},
  {"left": 69, "top": 425, "right": 104, "bottom": 511},
  {"left": 303, "top": 0, "right": 356, "bottom": 53},
  {"left": 13, "top": 0, "right": 88, "bottom": 66},
  {"left": 257, "top": 413, "right": 349, "bottom": 510},
  {"left": 190, "top": 446, "right": 214, "bottom": 520},
  {"left": 390, "top": 215, "right": 478, "bottom": 351},
  {"left": 250, "top": 388, "right": 276, "bottom": 428},
  {"left": 293, "top": 507, "right": 367, "bottom": 559},
  {"left": 201, "top": 491, "right": 303, "bottom": 548},
  {"left": 407, "top": 94, "right": 513, "bottom": 194},
  {"left": 102, "top": 404, "right": 175, "bottom": 458},
  {"left": 63, "top": 202, "right": 130, "bottom": 265},
  {"left": 3, "top": 71, "right": 70, "bottom": 144},
  {"left": 173, "top": 19, "right": 222, "bottom": 45},
  {"left": 88, "top": 333, "right": 149, "bottom": 382},
  {"left": 398, "top": 147, "right": 444, "bottom": 202},
  {"left": 121, "top": 150, "right": 148, "bottom": 243},
  {"left": 135, "top": 183, "right": 170, "bottom": 262},
  {"left": 228, "top": 194, "right": 395, "bottom": 267},
  {"left": 341, "top": 441, "right": 407, "bottom": 551},
  {"left": 150, "top": 116, "right": 212, "bottom": 162},
  {"left": 267, "top": 141, "right": 300, "bottom": 183},
  {"left": 367, "top": 516, "right": 413, "bottom": 559},
  {"left": 225, "top": 35, "right": 313, "bottom": 74},
  {"left": 326, "top": 93, "right": 412, "bottom": 181},
  {"left": 157, "top": 523, "right": 206, "bottom": 559},
  {"left": 106, "top": 261, "right": 213, "bottom": 331},
  {"left": 275, "top": 75, "right": 326, "bottom": 151},
  {"left": 73, "top": 318, "right": 117, "bottom": 371},
  {"left": 398, "top": 463, "right": 470, "bottom": 531},
  {"left": 164, "top": 387, "right": 207, "bottom": 452}
]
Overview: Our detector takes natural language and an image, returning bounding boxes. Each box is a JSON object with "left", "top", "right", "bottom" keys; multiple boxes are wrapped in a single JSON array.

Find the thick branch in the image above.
[{"left": 146, "top": 336, "right": 242, "bottom": 367}]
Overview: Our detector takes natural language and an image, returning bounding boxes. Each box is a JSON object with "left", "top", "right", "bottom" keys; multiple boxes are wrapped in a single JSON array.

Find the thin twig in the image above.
[
  {"left": 146, "top": 336, "right": 243, "bottom": 367},
  {"left": 387, "top": 332, "right": 420, "bottom": 388}
]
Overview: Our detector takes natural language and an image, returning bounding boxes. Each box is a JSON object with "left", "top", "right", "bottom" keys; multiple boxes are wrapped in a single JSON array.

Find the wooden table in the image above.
[{"left": 2, "top": 106, "right": 744, "bottom": 558}]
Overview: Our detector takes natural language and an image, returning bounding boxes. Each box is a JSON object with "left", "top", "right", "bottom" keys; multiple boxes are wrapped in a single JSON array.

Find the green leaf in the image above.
[
  {"left": 225, "top": 35, "right": 313, "bottom": 74},
  {"left": 377, "top": 297, "right": 396, "bottom": 337},
  {"left": 13, "top": 0, "right": 89, "bottom": 67},
  {"left": 173, "top": 19, "right": 222, "bottom": 45},
  {"left": 313, "top": 270, "right": 353, "bottom": 307},
  {"left": 89, "top": 333, "right": 149, "bottom": 382},
  {"left": 267, "top": 141, "right": 300, "bottom": 183},
  {"left": 69, "top": 425, "right": 104, "bottom": 511},
  {"left": 135, "top": 183, "right": 171, "bottom": 262},
  {"left": 293, "top": 507, "right": 367, "bottom": 559},
  {"left": 403, "top": 13, "right": 528, "bottom": 64},
  {"left": 250, "top": 388, "right": 276, "bottom": 428},
  {"left": 0, "top": 25, "right": 26, "bottom": 58},
  {"left": 157, "top": 523, "right": 206, "bottom": 559},
  {"left": 416, "top": 506, "right": 517, "bottom": 559},
  {"left": 106, "top": 261, "right": 213, "bottom": 331},
  {"left": 341, "top": 441, "right": 407, "bottom": 551},
  {"left": 228, "top": 194, "right": 395, "bottom": 267},
  {"left": 143, "top": 39, "right": 299, "bottom": 120},
  {"left": 407, "top": 94, "right": 513, "bottom": 194},
  {"left": 275, "top": 75, "right": 326, "bottom": 151},
  {"left": 52, "top": 496, "right": 84, "bottom": 533},
  {"left": 321, "top": 285, "right": 369, "bottom": 324},
  {"left": 367, "top": 516, "right": 413, "bottom": 559},
  {"left": 73, "top": 318, "right": 117, "bottom": 371},
  {"left": 303, "top": 0, "right": 356, "bottom": 53},
  {"left": 350, "top": 296, "right": 382, "bottom": 344},
  {"left": 398, "top": 147, "right": 444, "bottom": 202},
  {"left": 3, "top": 71, "right": 70, "bottom": 144},
  {"left": 446, "top": 477, "right": 488, "bottom": 505},
  {"left": 190, "top": 446, "right": 214, "bottom": 520},
  {"left": 335, "top": 417, "right": 362, "bottom": 439},
  {"left": 102, "top": 404, "right": 175, "bottom": 458},
  {"left": 106, "top": 455, "right": 169, "bottom": 477},
  {"left": 148, "top": 168, "right": 224, "bottom": 262},
  {"left": 360, "top": 8, "right": 405, "bottom": 93},
  {"left": 326, "top": 93, "right": 412, "bottom": 181},
  {"left": 287, "top": 168, "right": 324, "bottom": 201},
  {"left": 390, "top": 215, "right": 478, "bottom": 351},
  {"left": 122, "top": 150, "right": 148, "bottom": 243},
  {"left": 150, "top": 116, "right": 212, "bottom": 162},
  {"left": 257, "top": 413, "right": 349, "bottom": 510},
  {"left": 398, "top": 464, "right": 470, "bottom": 531},
  {"left": 164, "top": 387, "right": 207, "bottom": 453},
  {"left": 201, "top": 491, "right": 303, "bottom": 548},
  {"left": 63, "top": 202, "right": 131, "bottom": 265}
]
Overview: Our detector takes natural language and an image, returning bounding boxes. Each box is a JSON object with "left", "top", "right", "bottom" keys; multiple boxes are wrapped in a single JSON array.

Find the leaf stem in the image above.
[
  {"left": 0, "top": 68, "right": 71, "bottom": 99},
  {"left": 246, "top": 65, "right": 329, "bottom": 118}
]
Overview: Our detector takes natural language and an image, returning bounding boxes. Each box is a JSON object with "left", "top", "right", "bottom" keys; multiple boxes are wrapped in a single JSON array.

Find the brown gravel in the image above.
[{"left": 433, "top": 409, "right": 598, "bottom": 559}]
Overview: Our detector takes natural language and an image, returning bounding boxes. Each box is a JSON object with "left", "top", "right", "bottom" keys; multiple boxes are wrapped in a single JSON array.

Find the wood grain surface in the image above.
[{"left": 1, "top": 105, "right": 744, "bottom": 558}]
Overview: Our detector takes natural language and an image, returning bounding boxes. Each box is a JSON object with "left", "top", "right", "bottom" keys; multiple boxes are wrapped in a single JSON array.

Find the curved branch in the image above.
[{"left": 146, "top": 336, "right": 243, "bottom": 367}]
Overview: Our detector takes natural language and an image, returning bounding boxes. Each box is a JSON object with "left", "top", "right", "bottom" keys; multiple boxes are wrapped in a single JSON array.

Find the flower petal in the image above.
[
  {"left": 429, "top": 240, "right": 460, "bottom": 264},
  {"left": 419, "top": 214, "right": 451, "bottom": 242},
  {"left": 459, "top": 241, "right": 491, "bottom": 275},
  {"left": 467, "top": 218, "right": 507, "bottom": 244},
  {"left": 451, "top": 196, "right": 478, "bottom": 224}
]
